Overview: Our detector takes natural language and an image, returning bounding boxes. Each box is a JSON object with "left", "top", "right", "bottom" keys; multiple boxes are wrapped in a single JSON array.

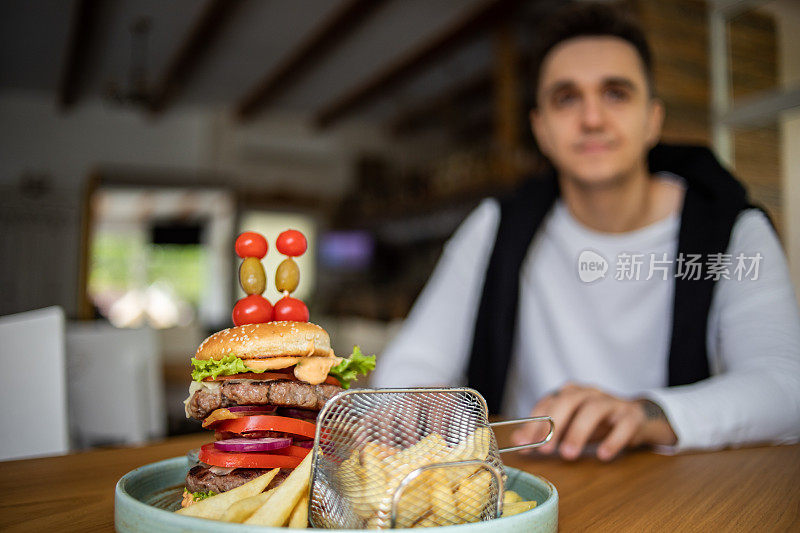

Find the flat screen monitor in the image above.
[{"left": 319, "top": 231, "right": 374, "bottom": 271}]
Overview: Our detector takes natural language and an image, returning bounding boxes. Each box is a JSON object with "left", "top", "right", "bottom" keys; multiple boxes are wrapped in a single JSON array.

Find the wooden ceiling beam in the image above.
[
  {"left": 149, "top": 0, "right": 244, "bottom": 114},
  {"left": 388, "top": 51, "right": 530, "bottom": 137},
  {"left": 58, "top": 0, "right": 102, "bottom": 109},
  {"left": 314, "top": 0, "right": 520, "bottom": 129},
  {"left": 388, "top": 70, "right": 492, "bottom": 135},
  {"left": 235, "top": 0, "right": 387, "bottom": 121}
]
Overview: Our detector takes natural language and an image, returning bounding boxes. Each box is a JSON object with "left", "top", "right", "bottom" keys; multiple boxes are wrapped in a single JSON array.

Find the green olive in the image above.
[
  {"left": 239, "top": 257, "right": 266, "bottom": 295},
  {"left": 275, "top": 258, "right": 300, "bottom": 293}
]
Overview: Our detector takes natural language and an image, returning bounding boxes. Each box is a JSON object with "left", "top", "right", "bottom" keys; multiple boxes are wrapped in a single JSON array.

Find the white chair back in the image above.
[
  {"left": 0, "top": 307, "right": 70, "bottom": 460},
  {"left": 66, "top": 322, "right": 166, "bottom": 447}
]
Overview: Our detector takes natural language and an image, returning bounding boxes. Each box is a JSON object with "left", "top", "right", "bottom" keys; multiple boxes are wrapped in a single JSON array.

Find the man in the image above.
[{"left": 371, "top": 3, "right": 800, "bottom": 460}]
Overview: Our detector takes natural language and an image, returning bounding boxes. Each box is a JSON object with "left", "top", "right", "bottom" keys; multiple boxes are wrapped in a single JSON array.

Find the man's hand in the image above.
[{"left": 510, "top": 383, "right": 677, "bottom": 461}]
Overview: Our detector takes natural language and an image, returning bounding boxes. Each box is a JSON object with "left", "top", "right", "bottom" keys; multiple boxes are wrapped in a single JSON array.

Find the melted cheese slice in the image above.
[
  {"left": 243, "top": 357, "right": 302, "bottom": 371},
  {"left": 242, "top": 355, "right": 343, "bottom": 385},
  {"left": 183, "top": 380, "right": 221, "bottom": 418}
]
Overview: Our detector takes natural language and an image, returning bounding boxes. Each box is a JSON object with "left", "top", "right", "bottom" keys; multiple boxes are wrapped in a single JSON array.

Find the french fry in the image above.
[
  {"left": 428, "top": 469, "right": 457, "bottom": 524},
  {"left": 454, "top": 470, "right": 492, "bottom": 522},
  {"left": 503, "top": 489, "right": 523, "bottom": 504},
  {"left": 359, "top": 442, "right": 392, "bottom": 520},
  {"left": 389, "top": 433, "right": 457, "bottom": 527},
  {"left": 414, "top": 511, "right": 439, "bottom": 528},
  {"left": 176, "top": 468, "right": 278, "bottom": 520},
  {"left": 396, "top": 466, "right": 462, "bottom": 527},
  {"left": 342, "top": 428, "right": 506, "bottom": 528},
  {"left": 287, "top": 495, "right": 309, "bottom": 528},
  {"left": 394, "top": 471, "right": 433, "bottom": 529},
  {"left": 244, "top": 451, "right": 313, "bottom": 526},
  {"left": 220, "top": 489, "right": 275, "bottom": 523},
  {"left": 502, "top": 500, "right": 537, "bottom": 517},
  {"left": 340, "top": 452, "right": 371, "bottom": 519},
  {"left": 395, "top": 499, "right": 432, "bottom": 529},
  {"left": 366, "top": 516, "right": 384, "bottom": 529},
  {"left": 444, "top": 427, "right": 493, "bottom": 485},
  {"left": 440, "top": 461, "right": 484, "bottom": 490},
  {"left": 391, "top": 433, "right": 447, "bottom": 469},
  {"left": 450, "top": 427, "right": 491, "bottom": 462}
]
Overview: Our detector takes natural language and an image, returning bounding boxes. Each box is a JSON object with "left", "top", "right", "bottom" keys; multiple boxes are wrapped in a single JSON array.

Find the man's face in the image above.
[{"left": 531, "top": 36, "right": 663, "bottom": 188}]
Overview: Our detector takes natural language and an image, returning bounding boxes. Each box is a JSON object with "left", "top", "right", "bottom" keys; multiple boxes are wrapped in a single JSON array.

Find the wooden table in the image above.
[{"left": 0, "top": 430, "right": 798, "bottom": 532}]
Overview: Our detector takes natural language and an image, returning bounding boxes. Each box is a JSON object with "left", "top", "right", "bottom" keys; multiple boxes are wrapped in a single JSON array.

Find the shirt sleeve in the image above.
[
  {"left": 370, "top": 199, "right": 500, "bottom": 388},
  {"left": 644, "top": 209, "right": 800, "bottom": 452}
]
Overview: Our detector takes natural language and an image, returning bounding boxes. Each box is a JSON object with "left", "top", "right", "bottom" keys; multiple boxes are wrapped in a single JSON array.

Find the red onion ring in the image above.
[
  {"left": 278, "top": 408, "right": 318, "bottom": 420},
  {"left": 213, "top": 437, "right": 292, "bottom": 452}
]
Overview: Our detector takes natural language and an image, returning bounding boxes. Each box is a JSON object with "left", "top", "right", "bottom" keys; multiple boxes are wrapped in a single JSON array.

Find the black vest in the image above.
[{"left": 467, "top": 144, "right": 758, "bottom": 414}]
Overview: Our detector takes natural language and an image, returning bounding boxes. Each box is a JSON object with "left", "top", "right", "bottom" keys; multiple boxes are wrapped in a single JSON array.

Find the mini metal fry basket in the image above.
[{"left": 308, "top": 387, "right": 554, "bottom": 529}]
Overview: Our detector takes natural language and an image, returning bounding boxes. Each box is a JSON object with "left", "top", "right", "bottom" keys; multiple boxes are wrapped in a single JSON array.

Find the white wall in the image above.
[
  {"left": 0, "top": 92, "right": 213, "bottom": 190},
  {"left": 0, "top": 93, "right": 215, "bottom": 317}
]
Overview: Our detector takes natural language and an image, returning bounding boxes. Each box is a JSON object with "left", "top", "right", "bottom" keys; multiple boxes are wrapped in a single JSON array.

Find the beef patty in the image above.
[
  {"left": 187, "top": 379, "right": 343, "bottom": 420},
  {"left": 185, "top": 465, "right": 291, "bottom": 494}
]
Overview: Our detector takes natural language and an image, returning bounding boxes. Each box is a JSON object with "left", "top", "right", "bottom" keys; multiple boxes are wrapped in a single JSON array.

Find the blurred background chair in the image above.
[
  {"left": 0, "top": 307, "right": 70, "bottom": 461},
  {"left": 65, "top": 321, "right": 166, "bottom": 448}
]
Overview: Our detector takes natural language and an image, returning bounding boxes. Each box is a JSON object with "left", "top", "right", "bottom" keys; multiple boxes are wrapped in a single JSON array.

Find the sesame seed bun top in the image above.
[{"left": 194, "top": 321, "right": 333, "bottom": 360}]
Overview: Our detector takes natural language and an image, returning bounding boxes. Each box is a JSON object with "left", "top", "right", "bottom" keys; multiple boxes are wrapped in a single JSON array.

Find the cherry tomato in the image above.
[
  {"left": 232, "top": 295, "right": 272, "bottom": 326},
  {"left": 272, "top": 296, "right": 309, "bottom": 322},
  {"left": 235, "top": 232, "right": 268, "bottom": 259},
  {"left": 276, "top": 230, "right": 307, "bottom": 257}
]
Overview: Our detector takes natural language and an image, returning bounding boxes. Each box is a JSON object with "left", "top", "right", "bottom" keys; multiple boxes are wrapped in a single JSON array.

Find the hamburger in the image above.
[{"left": 181, "top": 320, "right": 374, "bottom": 507}]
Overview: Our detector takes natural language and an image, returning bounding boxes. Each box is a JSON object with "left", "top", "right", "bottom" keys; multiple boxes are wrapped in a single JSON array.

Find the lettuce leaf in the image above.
[
  {"left": 192, "top": 490, "right": 216, "bottom": 501},
  {"left": 329, "top": 346, "right": 376, "bottom": 389},
  {"left": 191, "top": 355, "right": 250, "bottom": 381},
  {"left": 190, "top": 346, "right": 376, "bottom": 387}
]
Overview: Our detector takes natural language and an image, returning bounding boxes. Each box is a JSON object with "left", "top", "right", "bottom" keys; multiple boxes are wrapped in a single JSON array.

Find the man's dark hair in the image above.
[{"left": 530, "top": 2, "right": 654, "bottom": 108}]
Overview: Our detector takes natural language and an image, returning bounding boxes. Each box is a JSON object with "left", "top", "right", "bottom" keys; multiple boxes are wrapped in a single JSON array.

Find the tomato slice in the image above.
[
  {"left": 199, "top": 443, "right": 308, "bottom": 469},
  {"left": 270, "top": 445, "right": 313, "bottom": 459},
  {"left": 213, "top": 415, "right": 317, "bottom": 439},
  {"left": 201, "top": 407, "right": 277, "bottom": 429},
  {"left": 204, "top": 371, "right": 341, "bottom": 387}
]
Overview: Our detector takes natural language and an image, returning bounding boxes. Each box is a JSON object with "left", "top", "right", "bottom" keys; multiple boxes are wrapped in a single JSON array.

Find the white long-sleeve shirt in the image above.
[{"left": 372, "top": 181, "right": 800, "bottom": 452}]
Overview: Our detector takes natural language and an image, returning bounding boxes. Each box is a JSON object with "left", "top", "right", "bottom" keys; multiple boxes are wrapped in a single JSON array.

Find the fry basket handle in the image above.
[{"left": 490, "top": 416, "right": 554, "bottom": 453}]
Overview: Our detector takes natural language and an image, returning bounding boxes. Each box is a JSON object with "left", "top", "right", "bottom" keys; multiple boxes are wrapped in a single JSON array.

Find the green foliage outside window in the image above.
[{"left": 89, "top": 232, "right": 204, "bottom": 306}]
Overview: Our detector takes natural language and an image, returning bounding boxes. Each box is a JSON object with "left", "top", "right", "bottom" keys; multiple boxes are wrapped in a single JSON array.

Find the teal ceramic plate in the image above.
[{"left": 115, "top": 457, "right": 557, "bottom": 532}]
